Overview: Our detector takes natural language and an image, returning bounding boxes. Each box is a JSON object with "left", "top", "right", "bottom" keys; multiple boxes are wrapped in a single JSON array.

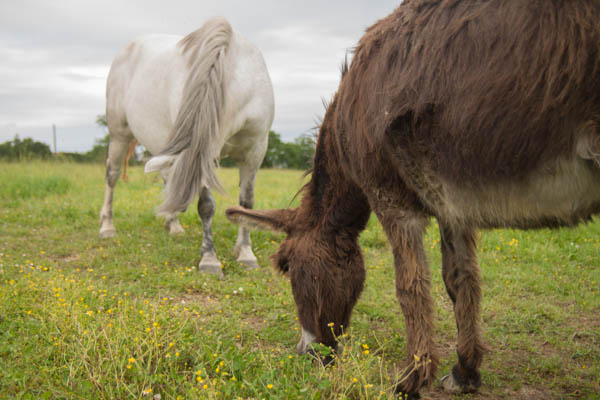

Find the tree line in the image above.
[
  {"left": 0, "top": 136, "right": 53, "bottom": 160},
  {"left": 0, "top": 116, "right": 315, "bottom": 170}
]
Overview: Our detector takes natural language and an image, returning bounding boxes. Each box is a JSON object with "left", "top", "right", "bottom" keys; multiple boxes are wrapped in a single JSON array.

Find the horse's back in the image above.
[
  {"left": 106, "top": 28, "right": 273, "bottom": 156},
  {"left": 106, "top": 34, "right": 186, "bottom": 153}
]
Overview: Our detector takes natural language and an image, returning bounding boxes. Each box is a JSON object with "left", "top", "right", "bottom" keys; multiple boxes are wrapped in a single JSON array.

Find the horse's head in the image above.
[{"left": 226, "top": 206, "right": 365, "bottom": 355}]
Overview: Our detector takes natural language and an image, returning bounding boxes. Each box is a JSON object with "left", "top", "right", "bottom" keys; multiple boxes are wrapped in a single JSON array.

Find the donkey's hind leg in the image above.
[
  {"left": 197, "top": 186, "right": 223, "bottom": 277},
  {"left": 438, "top": 224, "right": 488, "bottom": 394},
  {"left": 99, "top": 136, "right": 133, "bottom": 238},
  {"left": 233, "top": 160, "right": 260, "bottom": 270}
]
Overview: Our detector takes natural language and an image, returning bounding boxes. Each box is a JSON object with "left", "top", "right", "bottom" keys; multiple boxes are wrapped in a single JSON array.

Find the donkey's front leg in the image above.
[
  {"left": 233, "top": 162, "right": 260, "bottom": 269},
  {"left": 375, "top": 208, "right": 438, "bottom": 399},
  {"left": 197, "top": 187, "right": 223, "bottom": 277},
  {"left": 439, "top": 224, "right": 488, "bottom": 394}
]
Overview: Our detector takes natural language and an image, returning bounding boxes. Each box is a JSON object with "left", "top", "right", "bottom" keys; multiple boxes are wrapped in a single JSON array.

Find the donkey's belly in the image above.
[{"left": 435, "top": 158, "right": 600, "bottom": 229}]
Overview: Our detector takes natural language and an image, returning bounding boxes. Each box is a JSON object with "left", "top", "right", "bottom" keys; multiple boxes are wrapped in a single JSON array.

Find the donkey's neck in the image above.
[{"left": 297, "top": 119, "right": 371, "bottom": 236}]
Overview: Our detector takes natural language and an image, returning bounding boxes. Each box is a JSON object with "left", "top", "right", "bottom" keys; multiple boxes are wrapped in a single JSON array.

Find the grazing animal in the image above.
[
  {"left": 99, "top": 17, "right": 274, "bottom": 276},
  {"left": 226, "top": 1, "right": 600, "bottom": 397}
]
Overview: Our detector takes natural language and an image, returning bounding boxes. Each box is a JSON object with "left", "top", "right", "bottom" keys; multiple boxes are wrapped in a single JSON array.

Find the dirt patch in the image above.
[
  {"left": 567, "top": 314, "right": 600, "bottom": 345},
  {"left": 241, "top": 315, "right": 266, "bottom": 331},
  {"left": 419, "top": 384, "right": 555, "bottom": 400}
]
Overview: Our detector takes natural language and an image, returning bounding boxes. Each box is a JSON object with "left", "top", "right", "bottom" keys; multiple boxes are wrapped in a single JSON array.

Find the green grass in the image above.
[{"left": 0, "top": 161, "right": 598, "bottom": 399}]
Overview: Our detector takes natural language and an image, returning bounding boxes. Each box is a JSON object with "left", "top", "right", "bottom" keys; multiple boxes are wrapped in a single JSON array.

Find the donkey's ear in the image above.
[{"left": 226, "top": 206, "right": 295, "bottom": 233}]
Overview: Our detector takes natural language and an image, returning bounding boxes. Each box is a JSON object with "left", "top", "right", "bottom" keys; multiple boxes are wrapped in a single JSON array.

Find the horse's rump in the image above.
[{"left": 155, "top": 17, "right": 232, "bottom": 215}]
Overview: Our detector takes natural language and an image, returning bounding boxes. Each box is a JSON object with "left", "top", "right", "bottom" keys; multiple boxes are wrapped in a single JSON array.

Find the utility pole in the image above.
[{"left": 53, "top": 124, "right": 57, "bottom": 155}]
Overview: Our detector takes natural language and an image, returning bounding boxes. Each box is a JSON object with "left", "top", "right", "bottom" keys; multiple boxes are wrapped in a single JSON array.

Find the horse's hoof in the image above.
[
  {"left": 234, "top": 246, "right": 258, "bottom": 270},
  {"left": 99, "top": 228, "right": 116, "bottom": 238},
  {"left": 198, "top": 254, "right": 224, "bottom": 278},
  {"left": 168, "top": 223, "right": 185, "bottom": 235},
  {"left": 237, "top": 258, "right": 259, "bottom": 270}
]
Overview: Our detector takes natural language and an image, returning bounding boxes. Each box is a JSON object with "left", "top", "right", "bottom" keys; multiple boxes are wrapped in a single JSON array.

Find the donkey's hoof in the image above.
[
  {"left": 441, "top": 374, "right": 462, "bottom": 394},
  {"left": 99, "top": 227, "right": 116, "bottom": 238},
  {"left": 441, "top": 365, "right": 481, "bottom": 394},
  {"left": 394, "top": 390, "right": 420, "bottom": 400},
  {"left": 237, "top": 258, "right": 259, "bottom": 270},
  {"left": 198, "top": 254, "right": 224, "bottom": 278},
  {"left": 441, "top": 372, "right": 479, "bottom": 394},
  {"left": 307, "top": 347, "right": 336, "bottom": 368}
]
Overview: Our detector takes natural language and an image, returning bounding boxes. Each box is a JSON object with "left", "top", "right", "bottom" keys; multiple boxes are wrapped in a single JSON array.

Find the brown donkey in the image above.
[{"left": 227, "top": 1, "right": 600, "bottom": 397}]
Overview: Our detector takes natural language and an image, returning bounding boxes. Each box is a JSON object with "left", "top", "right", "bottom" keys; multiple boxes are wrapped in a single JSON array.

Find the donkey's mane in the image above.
[{"left": 335, "top": 0, "right": 600, "bottom": 185}]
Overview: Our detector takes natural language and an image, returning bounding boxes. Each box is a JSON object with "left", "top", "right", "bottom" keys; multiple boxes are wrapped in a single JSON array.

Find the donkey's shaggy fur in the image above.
[{"left": 227, "top": 1, "right": 600, "bottom": 397}]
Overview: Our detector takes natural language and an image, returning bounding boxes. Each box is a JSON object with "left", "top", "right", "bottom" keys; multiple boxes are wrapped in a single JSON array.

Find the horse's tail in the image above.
[{"left": 153, "top": 17, "right": 232, "bottom": 216}]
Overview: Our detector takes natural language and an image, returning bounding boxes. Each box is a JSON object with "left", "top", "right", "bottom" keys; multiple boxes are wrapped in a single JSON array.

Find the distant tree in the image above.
[
  {"left": 260, "top": 130, "right": 287, "bottom": 168},
  {"left": 96, "top": 114, "right": 108, "bottom": 130},
  {"left": 287, "top": 135, "right": 315, "bottom": 170},
  {"left": 260, "top": 131, "right": 315, "bottom": 170},
  {"left": 0, "top": 138, "right": 14, "bottom": 159},
  {"left": 83, "top": 134, "right": 110, "bottom": 162},
  {"left": 0, "top": 135, "right": 52, "bottom": 160}
]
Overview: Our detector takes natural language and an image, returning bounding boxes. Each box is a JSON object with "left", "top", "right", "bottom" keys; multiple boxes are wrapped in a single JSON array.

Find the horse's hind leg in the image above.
[
  {"left": 99, "top": 135, "right": 133, "bottom": 238},
  {"left": 438, "top": 224, "right": 488, "bottom": 394},
  {"left": 159, "top": 169, "right": 185, "bottom": 235},
  {"left": 233, "top": 160, "right": 260, "bottom": 270},
  {"left": 197, "top": 186, "right": 223, "bottom": 277}
]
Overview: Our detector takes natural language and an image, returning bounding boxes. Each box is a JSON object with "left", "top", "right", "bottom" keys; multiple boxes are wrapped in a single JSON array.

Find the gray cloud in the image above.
[{"left": 0, "top": 1, "right": 400, "bottom": 151}]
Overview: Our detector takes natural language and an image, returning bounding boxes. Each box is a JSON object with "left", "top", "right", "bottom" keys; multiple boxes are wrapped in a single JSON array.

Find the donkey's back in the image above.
[{"left": 339, "top": 0, "right": 600, "bottom": 230}]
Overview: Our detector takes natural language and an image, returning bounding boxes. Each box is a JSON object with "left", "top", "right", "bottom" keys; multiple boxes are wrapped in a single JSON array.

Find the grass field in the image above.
[{"left": 0, "top": 161, "right": 598, "bottom": 399}]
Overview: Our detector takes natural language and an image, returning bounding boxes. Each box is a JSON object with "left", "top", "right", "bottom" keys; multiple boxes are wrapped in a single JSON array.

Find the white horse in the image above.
[{"left": 99, "top": 17, "right": 274, "bottom": 277}]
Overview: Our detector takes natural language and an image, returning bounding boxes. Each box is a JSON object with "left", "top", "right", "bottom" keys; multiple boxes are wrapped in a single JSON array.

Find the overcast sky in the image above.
[{"left": 0, "top": 1, "right": 400, "bottom": 152}]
